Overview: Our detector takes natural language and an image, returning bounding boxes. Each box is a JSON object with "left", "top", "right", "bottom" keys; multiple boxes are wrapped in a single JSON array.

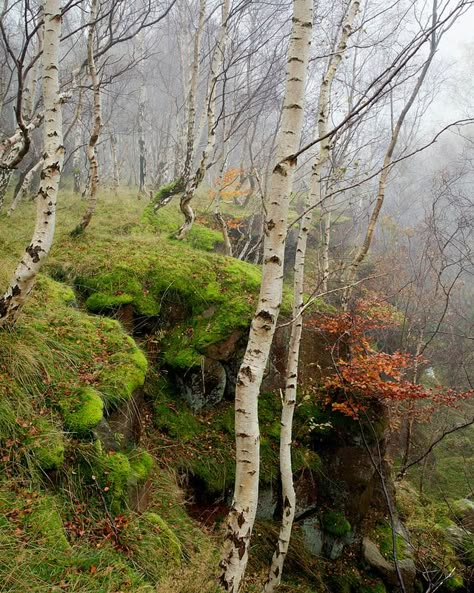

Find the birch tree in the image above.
[
  {"left": 0, "top": 0, "right": 63, "bottom": 327},
  {"left": 71, "top": 0, "right": 101, "bottom": 236},
  {"left": 176, "top": 0, "right": 230, "bottom": 239},
  {"left": 219, "top": 1, "right": 312, "bottom": 590},
  {"left": 0, "top": 1, "right": 44, "bottom": 207},
  {"left": 263, "top": 4, "right": 361, "bottom": 592}
]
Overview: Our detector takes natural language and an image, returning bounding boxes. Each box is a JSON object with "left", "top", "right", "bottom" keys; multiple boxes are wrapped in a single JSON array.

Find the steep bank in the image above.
[{"left": 0, "top": 191, "right": 471, "bottom": 593}]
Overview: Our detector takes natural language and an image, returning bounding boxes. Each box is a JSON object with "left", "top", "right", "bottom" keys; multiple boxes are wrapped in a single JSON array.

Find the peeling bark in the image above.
[
  {"left": 219, "top": 2, "right": 312, "bottom": 591},
  {"left": 0, "top": 0, "right": 63, "bottom": 327}
]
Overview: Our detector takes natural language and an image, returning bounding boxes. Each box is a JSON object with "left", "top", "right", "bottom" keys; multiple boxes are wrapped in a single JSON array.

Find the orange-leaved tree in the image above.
[{"left": 313, "top": 298, "right": 472, "bottom": 420}]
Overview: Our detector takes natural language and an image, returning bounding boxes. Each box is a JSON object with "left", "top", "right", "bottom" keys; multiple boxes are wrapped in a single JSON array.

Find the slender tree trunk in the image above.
[
  {"left": 110, "top": 129, "right": 120, "bottom": 195},
  {"left": 0, "top": 0, "right": 63, "bottom": 327},
  {"left": 138, "top": 84, "right": 147, "bottom": 195},
  {"left": 137, "top": 31, "right": 147, "bottom": 196},
  {"left": 71, "top": 67, "right": 84, "bottom": 195},
  {"left": 71, "top": 0, "right": 101, "bottom": 236},
  {"left": 219, "top": 2, "right": 312, "bottom": 591},
  {"left": 342, "top": 0, "right": 439, "bottom": 308},
  {"left": 321, "top": 207, "right": 332, "bottom": 292},
  {"left": 263, "top": 4, "right": 360, "bottom": 592},
  {"left": 0, "top": 114, "right": 43, "bottom": 209},
  {"left": 7, "top": 157, "right": 43, "bottom": 216},
  {"left": 177, "top": 0, "right": 229, "bottom": 239},
  {"left": 214, "top": 147, "right": 232, "bottom": 256}
]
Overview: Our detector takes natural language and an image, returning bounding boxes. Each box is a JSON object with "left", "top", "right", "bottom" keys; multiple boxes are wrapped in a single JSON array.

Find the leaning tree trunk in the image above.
[
  {"left": 71, "top": 0, "right": 101, "bottom": 236},
  {"left": 263, "top": 4, "right": 360, "bottom": 592},
  {"left": 219, "top": 2, "right": 312, "bottom": 591},
  {"left": 0, "top": 114, "right": 43, "bottom": 210},
  {"left": 0, "top": 0, "right": 63, "bottom": 327},
  {"left": 7, "top": 157, "right": 44, "bottom": 216},
  {"left": 177, "top": 0, "right": 229, "bottom": 239},
  {"left": 342, "top": 0, "right": 439, "bottom": 308}
]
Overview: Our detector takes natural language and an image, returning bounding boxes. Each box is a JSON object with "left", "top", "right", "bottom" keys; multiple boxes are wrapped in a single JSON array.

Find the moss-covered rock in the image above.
[
  {"left": 129, "top": 449, "right": 154, "bottom": 483},
  {"left": 98, "top": 347, "right": 147, "bottom": 409},
  {"left": 62, "top": 387, "right": 104, "bottom": 435},
  {"left": 370, "top": 521, "right": 408, "bottom": 562},
  {"left": 321, "top": 510, "right": 351, "bottom": 537}
]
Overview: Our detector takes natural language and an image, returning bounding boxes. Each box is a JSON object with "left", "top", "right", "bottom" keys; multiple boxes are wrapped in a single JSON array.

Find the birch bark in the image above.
[
  {"left": 7, "top": 157, "right": 44, "bottom": 216},
  {"left": 177, "top": 0, "right": 229, "bottom": 239},
  {"left": 263, "top": 4, "right": 360, "bottom": 592},
  {"left": 0, "top": 0, "right": 63, "bottom": 327},
  {"left": 71, "top": 0, "right": 102, "bottom": 236},
  {"left": 219, "top": 2, "right": 312, "bottom": 591}
]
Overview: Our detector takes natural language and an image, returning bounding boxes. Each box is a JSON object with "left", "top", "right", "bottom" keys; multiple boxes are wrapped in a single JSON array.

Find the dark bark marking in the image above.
[
  {"left": 26, "top": 244, "right": 42, "bottom": 263},
  {"left": 256, "top": 310, "right": 274, "bottom": 324},
  {"left": 264, "top": 255, "right": 281, "bottom": 266}
]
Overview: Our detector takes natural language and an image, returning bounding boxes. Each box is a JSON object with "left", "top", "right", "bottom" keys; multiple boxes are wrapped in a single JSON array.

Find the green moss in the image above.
[
  {"left": 96, "top": 450, "right": 131, "bottom": 511},
  {"left": 62, "top": 387, "right": 104, "bottom": 435},
  {"left": 445, "top": 574, "right": 464, "bottom": 590},
  {"left": 321, "top": 511, "right": 351, "bottom": 537},
  {"left": 359, "top": 580, "right": 387, "bottom": 593},
  {"left": 154, "top": 400, "right": 202, "bottom": 442},
  {"left": 129, "top": 449, "right": 154, "bottom": 482},
  {"left": 29, "top": 497, "right": 70, "bottom": 551},
  {"left": 120, "top": 511, "right": 182, "bottom": 582},
  {"left": 143, "top": 512, "right": 181, "bottom": 561},
  {"left": 52, "top": 228, "right": 267, "bottom": 370},
  {"left": 98, "top": 349, "right": 147, "bottom": 409},
  {"left": 29, "top": 418, "right": 65, "bottom": 470},
  {"left": 373, "top": 522, "right": 407, "bottom": 561},
  {"left": 85, "top": 291, "right": 134, "bottom": 312}
]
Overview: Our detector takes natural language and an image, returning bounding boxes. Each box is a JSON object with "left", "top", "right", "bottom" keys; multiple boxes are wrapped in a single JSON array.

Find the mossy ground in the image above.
[
  {"left": 2, "top": 187, "right": 470, "bottom": 593},
  {"left": 0, "top": 188, "right": 323, "bottom": 592},
  {"left": 147, "top": 370, "right": 322, "bottom": 500}
]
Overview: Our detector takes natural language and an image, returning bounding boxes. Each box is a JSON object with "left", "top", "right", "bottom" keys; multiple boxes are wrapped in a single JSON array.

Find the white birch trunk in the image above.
[
  {"left": 24, "top": 18, "right": 44, "bottom": 121},
  {"left": 183, "top": 0, "right": 206, "bottom": 182},
  {"left": 177, "top": 0, "right": 229, "bottom": 239},
  {"left": 219, "top": 2, "right": 312, "bottom": 591},
  {"left": 0, "top": 114, "right": 43, "bottom": 209},
  {"left": 7, "top": 157, "right": 44, "bottom": 216},
  {"left": 263, "top": 4, "right": 360, "bottom": 592},
  {"left": 0, "top": 0, "right": 63, "bottom": 327},
  {"left": 110, "top": 129, "right": 119, "bottom": 195},
  {"left": 71, "top": 0, "right": 102, "bottom": 235},
  {"left": 71, "top": 67, "right": 84, "bottom": 195},
  {"left": 214, "top": 146, "right": 232, "bottom": 256}
]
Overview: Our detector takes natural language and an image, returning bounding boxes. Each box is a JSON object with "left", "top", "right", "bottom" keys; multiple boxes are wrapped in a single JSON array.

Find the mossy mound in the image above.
[
  {"left": 27, "top": 417, "right": 65, "bottom": 470},
  {"left": 148, "top": 373, "right": 321, "bottom": 498},
  {"left": 49, "top": 230, "right": 265, "bottom": 369},
  {"left": 62, "top": 387, "right": 104, "bottom": 435},
  {"left": 142, "top": 190, "right": 224, "bottom": 252},
  {"left": 321, "top": 511, "right": 351, "bottom": 537}
]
